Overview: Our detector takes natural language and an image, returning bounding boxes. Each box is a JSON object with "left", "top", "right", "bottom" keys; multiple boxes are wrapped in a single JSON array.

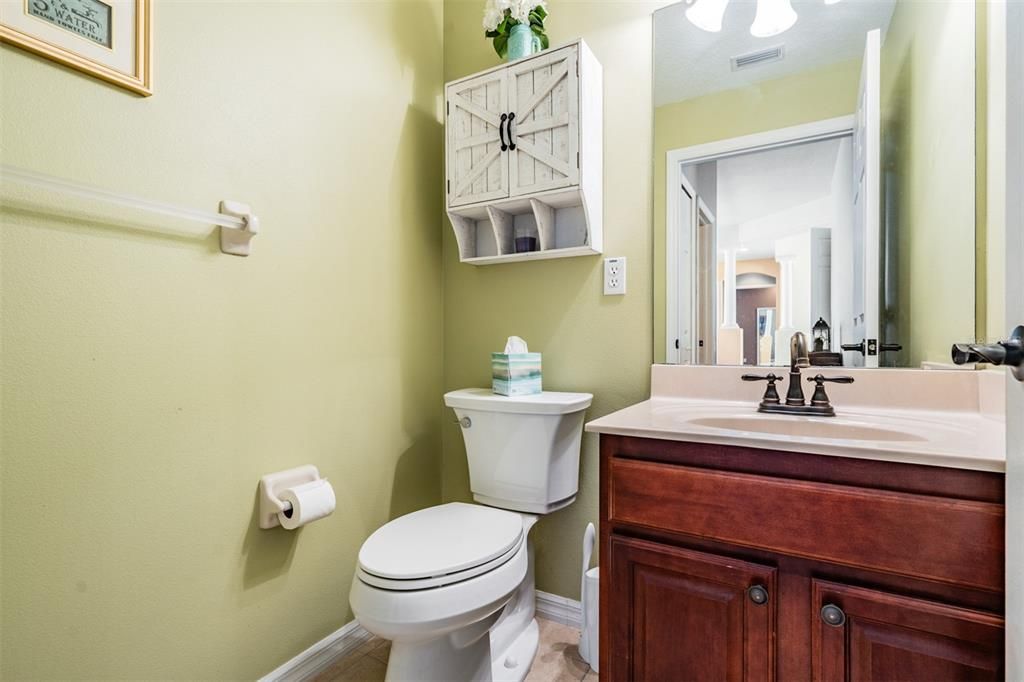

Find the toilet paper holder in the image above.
[{"left": 258, "top": 464, "right": 321, "bottom": 529}]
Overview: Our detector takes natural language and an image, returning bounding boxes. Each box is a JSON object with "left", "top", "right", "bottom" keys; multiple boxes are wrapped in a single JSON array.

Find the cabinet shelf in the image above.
[
  {"left": 462, "top": 245, "right": 599, "bottom": 266},
  {"left": 447, "top": 186, "right": 599, "bottom": 265},
  {"left": 445, "top": 40, "right": 602, "bottom": 265}
]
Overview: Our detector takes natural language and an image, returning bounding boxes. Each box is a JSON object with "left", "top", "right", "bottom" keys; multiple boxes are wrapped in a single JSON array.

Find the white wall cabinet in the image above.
[{"left": 445, "top": 40, "right": 602, "bottom": 265}]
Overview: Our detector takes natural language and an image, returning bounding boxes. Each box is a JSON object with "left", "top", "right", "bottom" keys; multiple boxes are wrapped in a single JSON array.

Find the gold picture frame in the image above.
[{"left": 0, "top": 0, "right": 151, "bottom": 96}]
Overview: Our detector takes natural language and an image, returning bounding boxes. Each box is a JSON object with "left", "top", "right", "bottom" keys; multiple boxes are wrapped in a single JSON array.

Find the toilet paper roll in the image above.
[{"left": 278, "top": 479, "right": 336, "bottom": 530}]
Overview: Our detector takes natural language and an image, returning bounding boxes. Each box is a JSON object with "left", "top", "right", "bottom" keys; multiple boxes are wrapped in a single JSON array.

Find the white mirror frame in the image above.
[{"left": 663, "top": 115, "right": 854, "bottom": 365}]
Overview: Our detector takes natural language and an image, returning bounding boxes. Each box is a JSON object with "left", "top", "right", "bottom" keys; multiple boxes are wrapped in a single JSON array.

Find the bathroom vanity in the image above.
[{"left": 587, "top": 366, "right": 1006, "bottom": 681}]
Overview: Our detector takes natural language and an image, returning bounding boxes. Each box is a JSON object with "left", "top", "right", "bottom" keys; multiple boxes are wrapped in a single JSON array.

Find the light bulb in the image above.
[
  {"left": 750, "top": 0, "right": 798, "bottom": 37},
  {"left": 686, "top": 0, "right": 730, "bottom": 33}
]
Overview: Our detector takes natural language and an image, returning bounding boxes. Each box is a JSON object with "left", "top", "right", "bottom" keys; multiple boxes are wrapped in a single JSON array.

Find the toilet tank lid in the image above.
[{"left": 444, "top": 388, "right": 593, "bottom": 415}]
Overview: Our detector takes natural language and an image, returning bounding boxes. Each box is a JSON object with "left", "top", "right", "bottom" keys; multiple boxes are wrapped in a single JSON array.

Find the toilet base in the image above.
[
  {"left": 382, "top": 516, "right": 541, "bottom": 682},
  {"left": 383, "top": 615, "right": 539, "bottom": 682},
  {"left": 490, "top": 617, "right": 539, "bottom": 682}
]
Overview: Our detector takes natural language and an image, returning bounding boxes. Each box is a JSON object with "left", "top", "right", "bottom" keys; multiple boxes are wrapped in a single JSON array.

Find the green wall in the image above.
[
  {"left": 652, "top": 59, "right": 863, "bottom": 362},
  {"left": 442, "top": 0, "right": 669, "bottom": 600},
  {"left": 0, "top": 2, "right": 443, "bottom": 678},
  {"left": 881, "top": 0, "right": 976, "bottom": 366}
]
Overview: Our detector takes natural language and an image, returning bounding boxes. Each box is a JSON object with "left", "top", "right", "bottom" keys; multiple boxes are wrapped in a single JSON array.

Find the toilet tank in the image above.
[{"left": 444, "top": 389, "right": 593, "bottom": 514}]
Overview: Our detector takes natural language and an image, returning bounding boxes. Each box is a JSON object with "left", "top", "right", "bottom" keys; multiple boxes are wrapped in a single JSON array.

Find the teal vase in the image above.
[{"left": 507, "top": 23, "right": 541, "bottom": 61}]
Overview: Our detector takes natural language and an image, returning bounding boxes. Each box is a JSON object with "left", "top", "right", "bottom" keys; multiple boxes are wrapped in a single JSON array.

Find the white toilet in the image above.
[{"left": 349, "top": 388, "right": 593, "bottom": 682}]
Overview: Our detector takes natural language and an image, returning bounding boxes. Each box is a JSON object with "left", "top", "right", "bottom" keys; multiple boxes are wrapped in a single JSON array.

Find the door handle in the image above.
[
  {"left": 952, "top": 325, "right": 1024, "bottom": 381},
  {"left": 507, "top": 112, "right": 517, "bottom": 151},
  {"left": 841, "top": 341, "right": 865, "bottom": 355},
  {"left": 498, "top": 113, "right": 509, "bottom": 152},
  {"left": 841, "top": 339, "right": 890, "bottom": 356}
]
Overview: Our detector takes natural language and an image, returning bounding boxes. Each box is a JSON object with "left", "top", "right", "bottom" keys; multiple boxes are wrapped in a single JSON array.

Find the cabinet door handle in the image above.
[
  {"left": 498, "top": 113, "right": 509, "bottom": 152},
  {"left": 820, "top": 604, "right": 846, "bottom": 627},
  {"left": 747, "top": 584, "right": 769, "bottom": 605},
  {"left": 507, "top": 112, "right": 517, "bottom": 151}
]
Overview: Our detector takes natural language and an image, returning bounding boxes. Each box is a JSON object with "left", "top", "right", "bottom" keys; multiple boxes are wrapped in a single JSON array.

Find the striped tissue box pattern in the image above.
[{"left": 491, "top": 352, "right": 542, "bottom": 396}]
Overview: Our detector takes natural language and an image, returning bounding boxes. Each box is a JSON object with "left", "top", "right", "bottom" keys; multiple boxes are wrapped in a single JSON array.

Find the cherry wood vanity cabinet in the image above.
[{"left": 599, "top": 434, "right": 1006, "bottom": 681}]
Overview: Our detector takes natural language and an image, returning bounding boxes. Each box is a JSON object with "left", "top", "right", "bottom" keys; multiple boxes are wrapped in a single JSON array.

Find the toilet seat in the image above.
[{"left": 357, "top": 502, "right": 525, "bottom": 591}]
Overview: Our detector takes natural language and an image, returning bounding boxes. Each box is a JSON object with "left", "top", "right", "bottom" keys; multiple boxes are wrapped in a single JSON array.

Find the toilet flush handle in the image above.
[{"left": 454, "top": 416, "right": 472, "bottom": 428}]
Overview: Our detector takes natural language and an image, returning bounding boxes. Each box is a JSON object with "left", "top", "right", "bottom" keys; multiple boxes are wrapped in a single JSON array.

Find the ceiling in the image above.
[
  {"left": 698, "top": 137, "right": 849, "bottom": 259},
  {"left": 654, "top": 0, "right": 896, "bottom": 106}
]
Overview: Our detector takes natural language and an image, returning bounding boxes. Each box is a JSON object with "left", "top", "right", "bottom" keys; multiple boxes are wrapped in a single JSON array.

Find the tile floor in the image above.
[{"left": 313, "top": 617, "right": 596, "bottom": 682}]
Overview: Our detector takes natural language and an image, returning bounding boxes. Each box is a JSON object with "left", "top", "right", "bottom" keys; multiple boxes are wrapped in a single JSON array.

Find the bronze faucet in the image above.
[{"left": 742, "top": 332, "right": 854, "bottom": 417}]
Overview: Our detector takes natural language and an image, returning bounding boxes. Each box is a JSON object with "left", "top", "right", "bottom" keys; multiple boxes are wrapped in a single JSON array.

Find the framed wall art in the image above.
[{"left": 0, "top": 0, "right": 151, "bottom": 96}]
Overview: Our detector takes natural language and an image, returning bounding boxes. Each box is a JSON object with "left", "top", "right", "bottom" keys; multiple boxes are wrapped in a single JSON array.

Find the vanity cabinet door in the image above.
[
  {"left": 608, "top": 536, "right": 776, "bottom": 682},
  {"left": 446, "top": 71, "right": 509, "bottom": 207},
  {"left": 811, "top": 579, "right": 1004, "bottom": 681},
  {"left": 507, "top": 45, "right": 580, "bottom": 197}
]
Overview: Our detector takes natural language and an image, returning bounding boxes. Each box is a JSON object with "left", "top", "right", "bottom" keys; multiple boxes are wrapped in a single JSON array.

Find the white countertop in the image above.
[{"left": 585, "top": 365, "right": 1007, "bottom": 473}]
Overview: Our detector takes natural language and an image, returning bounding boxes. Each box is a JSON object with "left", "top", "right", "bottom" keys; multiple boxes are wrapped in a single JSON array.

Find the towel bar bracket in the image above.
[{"left": 218, "top": 200, "right": 259, "bottom": 257}]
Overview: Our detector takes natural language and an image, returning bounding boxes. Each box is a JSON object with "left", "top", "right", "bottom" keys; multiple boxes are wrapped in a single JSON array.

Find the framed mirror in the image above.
[{"left": 653, "top": 0, "right": 978, "bottom": 369}]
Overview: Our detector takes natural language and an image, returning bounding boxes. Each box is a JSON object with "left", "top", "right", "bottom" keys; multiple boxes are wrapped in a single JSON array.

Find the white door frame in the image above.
[
  {"left": 1001, "top": 0, "right": 1024, "bottom": 675},
  {"left": 666, "top": 173, "right": 696, "bottom": 364},
  {"left": 664, "top": 115, "right": 855, "bottom": 365},
  {"left": 694, "top": 196, "right": 717, "bottom": 364}
]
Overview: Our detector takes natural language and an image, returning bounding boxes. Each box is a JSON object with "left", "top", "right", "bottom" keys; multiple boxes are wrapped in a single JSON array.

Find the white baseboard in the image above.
[
  {"left": 535, "top": 590, "right": 583, "bottom": 629},
  {"left": 262, "top": 591, "right": 582, "bottom": 681},
  {"left": 259, "top": 618, "right": 374, "bottom": 682}
]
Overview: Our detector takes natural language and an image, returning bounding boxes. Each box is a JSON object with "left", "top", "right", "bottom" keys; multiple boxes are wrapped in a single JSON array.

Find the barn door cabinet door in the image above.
[
  {"left": 446, "top": 70, "right": 509, "bottom": 207},
  {"left": 507, "top": 46, "right": 580, "bottom": 197},
  {"left": 811, "top": 579, "right": 1004, "bottom": 682},
  {"left": 608, "top": 536, "right": 776, "bottom": 682}
]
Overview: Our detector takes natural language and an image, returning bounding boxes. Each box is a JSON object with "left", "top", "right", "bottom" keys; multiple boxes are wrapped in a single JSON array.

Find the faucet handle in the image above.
[
  {"left": 742, "top": 373, "right": 782, "bottom": 383},
  {"left": 806, "top": 375, "right": 855, "bottom": 384},
  {"left": 805, "top": 374, "right": 854, "bottom": 409},
  {"left": 742, "top": 373, "right": 782, "bottom": 406}
]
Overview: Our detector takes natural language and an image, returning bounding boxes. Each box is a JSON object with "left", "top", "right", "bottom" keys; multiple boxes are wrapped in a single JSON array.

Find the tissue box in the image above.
[{"left": 491, "top": 352, "right": 542, "bottom": 396}]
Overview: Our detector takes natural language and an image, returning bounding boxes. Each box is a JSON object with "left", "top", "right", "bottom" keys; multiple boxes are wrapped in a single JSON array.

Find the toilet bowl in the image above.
[
  {"left": 350, "top": 503, "right": 539, "bottom": 681},
  {"left": 349, "top": 389, "right": 592, "bottom": 682}
]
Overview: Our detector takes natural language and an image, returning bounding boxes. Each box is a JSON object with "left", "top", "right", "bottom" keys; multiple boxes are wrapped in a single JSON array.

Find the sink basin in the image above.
[{"left": 686, "top": 416, "right": 927, "bottom": 442}]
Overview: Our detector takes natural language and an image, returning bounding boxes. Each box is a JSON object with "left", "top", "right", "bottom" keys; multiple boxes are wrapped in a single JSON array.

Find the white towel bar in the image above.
[{"left": 0, "top": 164, "right": 259, "bottom": 256}]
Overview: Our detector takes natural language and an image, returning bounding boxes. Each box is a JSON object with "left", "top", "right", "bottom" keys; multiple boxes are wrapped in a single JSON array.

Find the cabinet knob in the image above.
[
  {"left": 820, "top": 604, "right": 846, "bottom": 627},
  {"left": 747, "top": 584, "right": 769, "bottom": 605}
]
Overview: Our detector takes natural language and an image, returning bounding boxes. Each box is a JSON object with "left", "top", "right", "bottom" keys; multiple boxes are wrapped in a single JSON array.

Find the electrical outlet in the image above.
[{"left": 604, "top": 257, "right": 626, "bottom": 295}]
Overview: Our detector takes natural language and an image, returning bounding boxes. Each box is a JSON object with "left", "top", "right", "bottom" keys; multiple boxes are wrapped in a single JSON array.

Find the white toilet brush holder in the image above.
[{"left": 579, "top": 522, "right": 599, "bottom": 672}]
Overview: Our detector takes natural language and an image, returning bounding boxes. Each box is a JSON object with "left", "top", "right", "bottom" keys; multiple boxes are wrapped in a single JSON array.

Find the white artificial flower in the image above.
[
  {"left": 509, "top": 0, "right": 530, "bottom": 24},
  {"left": 511, "top": 0, "right": 545, "bottom": 25},
  {"left": 484, "top": 0, "right": 543, "bottom": 32},
  {"left": 483, "top": 5, "right": 501, "bottom": 30},
  {"left": 482, "top": 0, "right": 513, "bottom": 31}
]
